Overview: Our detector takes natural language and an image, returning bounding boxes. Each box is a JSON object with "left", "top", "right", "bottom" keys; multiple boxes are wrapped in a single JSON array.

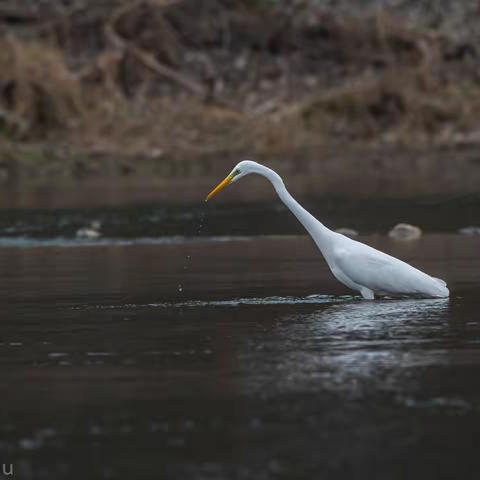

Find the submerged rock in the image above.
[
  {"left": 458, "top": 226, "right": 480, "bottom": 236},
  {"left": 76, "top": 220, "right": 102, "bottom": 239},
  {"left": 388, "top": 223, "right": 422, "bottom": 241},
  {"left": 335, "top": 228, "right": 359, "bottom": 237}
]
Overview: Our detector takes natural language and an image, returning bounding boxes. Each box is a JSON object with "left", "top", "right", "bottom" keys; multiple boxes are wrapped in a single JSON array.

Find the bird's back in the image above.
[{"left": 331, "top": 235, "right": 449, "bottom": 298}]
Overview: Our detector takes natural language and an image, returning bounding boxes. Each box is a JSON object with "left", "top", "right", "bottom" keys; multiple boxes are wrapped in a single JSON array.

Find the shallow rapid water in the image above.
[
  {"left": 1, "top": 234, "right": 480, "bottom": 479},
  {"left": 0, "top": 194, "right": 479, "bottom": 244}
]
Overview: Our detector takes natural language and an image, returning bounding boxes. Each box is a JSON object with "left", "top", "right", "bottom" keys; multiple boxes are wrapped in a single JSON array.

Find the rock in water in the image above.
[
  {"left": 335, "top": 228, "right": 359, "bottom": 237},
  {"left": 458, "top": 226, "right": 480, "bottom": 236},
  {"left": 388, "top": 223, "right": 422, "bottom": 241},
  {"left": 76, "top": 220, "right": 102, "bottom": 239}
]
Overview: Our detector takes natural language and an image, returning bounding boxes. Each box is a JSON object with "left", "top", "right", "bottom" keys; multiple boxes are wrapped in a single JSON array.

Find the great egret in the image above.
[{"left": 205, "top": 160, "right": 449, "bottom": 300}]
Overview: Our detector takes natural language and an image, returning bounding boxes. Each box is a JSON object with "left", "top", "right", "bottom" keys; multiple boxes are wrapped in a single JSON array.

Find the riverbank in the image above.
[{"left": 1, "top": 1, "right": 480, "bottom": 191}]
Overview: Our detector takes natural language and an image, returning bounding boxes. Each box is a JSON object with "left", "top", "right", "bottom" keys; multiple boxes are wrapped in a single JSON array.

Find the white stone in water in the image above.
[
  {"left": 335, "top": 228, "right": 359, "bottom": 237},
  {"left": 388, "top": 223, "right": 422, "bottom": 241},
  {"left": 458, "top": 226, "right": 480, "bottom": 236},
  {"left": 76, "top": 220, "right": 102, "bottom": 239},
  {"left": 76, "top": 228, "right": 100, "bottom": 239}
]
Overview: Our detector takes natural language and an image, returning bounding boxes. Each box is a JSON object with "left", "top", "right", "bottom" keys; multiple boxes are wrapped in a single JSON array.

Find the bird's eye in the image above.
[{"left": 234, "top": 169, "right": 240, "bottom": 176}]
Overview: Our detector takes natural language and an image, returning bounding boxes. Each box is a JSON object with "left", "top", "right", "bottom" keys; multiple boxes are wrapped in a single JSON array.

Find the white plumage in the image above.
[{"left": 206, "top": 160, "right": 449, "bottom": 300}]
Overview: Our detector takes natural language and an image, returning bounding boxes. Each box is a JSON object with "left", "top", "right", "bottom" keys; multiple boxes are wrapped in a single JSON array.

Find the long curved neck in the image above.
[{"left": 257, "top": 165, "right": 335, "bottom": 254}]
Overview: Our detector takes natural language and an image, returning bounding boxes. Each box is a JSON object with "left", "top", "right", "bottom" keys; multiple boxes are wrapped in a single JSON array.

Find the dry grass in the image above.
[
  {"left": 0, "top": 37, "right": 85, "bottom": 138},
  {"left": 284, "top": 69, "right": 480, "bottom": 145},
  {"left": 0, "top": 0, "right": 480, "bottom": 172}
]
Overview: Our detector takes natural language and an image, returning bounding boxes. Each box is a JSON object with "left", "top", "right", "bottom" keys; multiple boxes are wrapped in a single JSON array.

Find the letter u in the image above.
[{"left": 2, "top": 464, "right": 13, "bottom": 476}]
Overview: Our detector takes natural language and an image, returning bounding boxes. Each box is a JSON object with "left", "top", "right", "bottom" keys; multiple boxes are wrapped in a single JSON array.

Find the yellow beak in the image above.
[{"left": 205, "top": 174, "right": 234, "bottom": 202}]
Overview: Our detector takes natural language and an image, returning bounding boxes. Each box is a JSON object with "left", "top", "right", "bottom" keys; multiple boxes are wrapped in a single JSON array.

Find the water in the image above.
[
  {"left": 1, "top": 229, "right": 480, "bottom": 479},
  {"left": 0, "top": 195, "right": 479, "bottom": 243}
]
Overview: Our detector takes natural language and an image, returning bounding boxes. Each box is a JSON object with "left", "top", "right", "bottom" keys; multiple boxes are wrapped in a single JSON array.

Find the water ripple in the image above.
[
  {"left": 0, "top": 235, "right": 254, "bottom": 248},
  {"left": 72, "top": 294, "right": 354, "bottom": 310}
]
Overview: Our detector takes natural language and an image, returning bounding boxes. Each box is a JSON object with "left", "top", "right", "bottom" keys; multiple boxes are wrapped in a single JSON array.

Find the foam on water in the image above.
[
  {"left": 72, "top": 294, "right": 354, "bottom": 310},
  {"left": 0, "top": 235, "right": 255, "bottom": 248}
]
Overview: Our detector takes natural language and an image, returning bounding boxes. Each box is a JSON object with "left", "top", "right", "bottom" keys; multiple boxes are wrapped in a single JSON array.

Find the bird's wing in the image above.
[
  {"left": 432, "top": 277, "right": 447, "bottom": 287},
  {"left": 333, "top": 244, "right": 440, "bottom": 296}
]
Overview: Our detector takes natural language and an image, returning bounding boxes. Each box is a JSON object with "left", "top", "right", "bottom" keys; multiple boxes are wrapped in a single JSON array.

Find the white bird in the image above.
[{"left": 205, "top": 160, "right": 449, "bottom": 300}]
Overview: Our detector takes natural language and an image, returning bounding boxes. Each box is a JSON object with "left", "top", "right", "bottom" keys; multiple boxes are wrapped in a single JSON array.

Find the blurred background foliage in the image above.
[{"left": 0, "top": 0, "right": 479, "bottom": 180}]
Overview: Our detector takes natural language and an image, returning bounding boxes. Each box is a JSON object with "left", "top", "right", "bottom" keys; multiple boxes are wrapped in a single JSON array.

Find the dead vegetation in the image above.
[
  {"left": 0, "top": 36, "right": 84, "bottom": 137},
  {"left": 0, "top": 0, "right": 479, "bottom": 177}
]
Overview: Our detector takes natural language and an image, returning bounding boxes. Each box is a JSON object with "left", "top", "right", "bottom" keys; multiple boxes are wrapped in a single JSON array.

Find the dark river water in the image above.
[{"left": 0, "top": 201, "right": 480, "bottom": 479}]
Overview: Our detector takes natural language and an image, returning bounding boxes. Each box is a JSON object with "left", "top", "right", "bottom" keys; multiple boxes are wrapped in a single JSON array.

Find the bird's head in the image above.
[{"left": 205, "top": 160, "right": 261, "bottom": 201}]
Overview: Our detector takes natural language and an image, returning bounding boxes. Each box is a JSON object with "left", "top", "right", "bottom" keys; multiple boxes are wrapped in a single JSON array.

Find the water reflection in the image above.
[
  {"left": 299, "top": 297, "right": 449, "bottom": 333},
  {"left": 234, "top": 297, "right": 451, "bottom": 396}
]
